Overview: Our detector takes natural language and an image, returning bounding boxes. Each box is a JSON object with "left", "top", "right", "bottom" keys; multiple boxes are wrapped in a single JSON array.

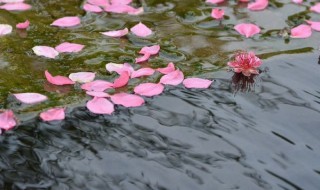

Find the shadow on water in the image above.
[{"left": 1, "top": 0, "right": 320, "bottom": 189}]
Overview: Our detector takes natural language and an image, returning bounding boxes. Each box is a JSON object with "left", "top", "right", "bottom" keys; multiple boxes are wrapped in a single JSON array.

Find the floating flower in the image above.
[
  {"left": 16, "top": 20, "right": 29, "bottom": 29},
  {"left": 211, "top": 8, "right": 224, "bottom": 20},
  {"left": 234, "top": 23, "right": 261, "bottom": 38},
  {"left": 228, "top": 51, "right": 262, "bottom": 76},
  {"left": 290, "top": 24, "right": 312, "bottom": 38}
]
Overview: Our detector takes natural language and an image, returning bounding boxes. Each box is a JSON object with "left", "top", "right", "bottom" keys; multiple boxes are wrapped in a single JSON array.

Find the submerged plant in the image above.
[{"left": 228, "top": 51, "right": 262, "bottom": 77}]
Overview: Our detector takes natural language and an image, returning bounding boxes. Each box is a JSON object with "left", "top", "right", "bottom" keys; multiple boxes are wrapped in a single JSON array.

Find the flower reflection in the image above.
[{"left": 231, "top": 72, "right": 260, "bottom": 93}]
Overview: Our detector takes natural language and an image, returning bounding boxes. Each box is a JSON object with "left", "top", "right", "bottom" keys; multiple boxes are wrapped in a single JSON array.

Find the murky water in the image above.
[{"left": 1, "top": 0, "right": 320, "bottom": 189}]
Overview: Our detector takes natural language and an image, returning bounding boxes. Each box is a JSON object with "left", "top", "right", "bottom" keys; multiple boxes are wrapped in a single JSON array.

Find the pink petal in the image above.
[
  {"left": 104, "top": 4, "right": 137, "bottom": 14},
  {"left": 156, "top": 62, "right": 176, "bottom": 74},
  {"left": 130, "top": 22, "right": 152, "bottom": 37},
  {"left": 248, "top": 0, "right": 268, "bottom": 11},
  {"left": 105, "top": 62, "right": 134, "bottom": 75},
  {"left": 183, "top": 78, "right": 213, "bottom": 89},
  {"left": 206, "top": 0, "right": 224, "bottom": 4},
  {"left": 16, "top": 20, "right": 29, "bottom": 29},
  {"left": 110, "top": 93, "right": 144, "bottom": 107},
  {"left": 51, "top": 16, "right": 81, "bottom": 27},
  {"left": 81, "top": 80, "right": 113, "bottom": 91},
  {"left": 113, "top": 71, "right": 130, "bottom": 88},
  {"left": 139, "top": 45, "right": 160, "bottom": 55},
  {"left": 211, "top": 8, "right": 224, "bottom": 20},
  {"left": 101, "top": 28, "right": 128, "bottom": 37},
  {"left": 134, "top": 83, "right": 164, "bottom": 97},
  {"left": 40, "top": 108, "right": 65, "bottom": 121},
  {"left": 86, "top": 91, "right": 110, "bottom": 98},
  {"left": 0, "top": 24, "right": 12, "bottom": 36},
  {"left": 135, "top": 53, "right": 151, "bottom": 63},
  {"left": 110, "top": 0, "right": 132, "bottom": 5},
  {"left": 45, "top": 70, "right": 75, "bottom": 86},
  {"left": 32, "top": 46, "right": 59, "bottom": 58},
  {"left": 310, "top": 3, "right": 320, "bottom": 13},
  {"left": 86, "top": 97, "right": 114, "bottom": 115},
  {"left": 131, "top": 68, "right": 155, "bottom": 78},
  {"left": 69, "top": 72, "right": 95, "bottom": 83},
  {"left": 0, "top": 110, "right": 16, "bottom": 131},
  {"left": 128, "top": 7, "right": 144, "bottom": 15},
  {"left": 13, "top": 93, "right": 48, "bottom": 104},
  {"left": 234, "top": 23, "right": 261, "bottom": 38},
  {"left": 306, "top": 20, "right": 320, "bottom": 31},
  {"left": 87, "top": 0, "right": 109, "bottom": 6},
  {"left": 0, "top": 3, "right": 31, "bottom": 11},
  {"left": 290, "top": 24, "right": 312, "bottom": 38},
  {"left": 160, "top": 69, "right": 184, "bottom": 86},
  {"left": 55, "top": 42, "right": 85, "bottom": 53},
  {"left": 83, "top": 3, "right": 103, "bottom": 13},
  {"left": 0, "top": 0, "right": 25, "bottom": 2},
  {"left": 292, "top": 0, "right": 303, "bottom": 4}
]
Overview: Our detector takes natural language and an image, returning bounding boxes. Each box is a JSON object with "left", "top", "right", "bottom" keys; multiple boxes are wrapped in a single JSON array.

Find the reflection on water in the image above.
[{"left": 1, "top": 0, "right": 320, "bottom": 189}]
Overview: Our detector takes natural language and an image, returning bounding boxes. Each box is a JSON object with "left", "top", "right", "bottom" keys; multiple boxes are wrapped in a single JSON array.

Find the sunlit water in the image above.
[{"left": 1, "top": 0, "right": 320, "bottom": 189}]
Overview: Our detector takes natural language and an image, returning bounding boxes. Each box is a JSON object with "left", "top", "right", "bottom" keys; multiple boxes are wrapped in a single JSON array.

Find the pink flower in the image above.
[{"left": 227, "top": 51, "right": 262, "bottom": 76}]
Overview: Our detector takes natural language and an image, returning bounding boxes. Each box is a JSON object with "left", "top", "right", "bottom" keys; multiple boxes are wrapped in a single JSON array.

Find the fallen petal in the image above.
[
  {"left": 101, "top": 28, "right": 128, "bottom": 37},
  {"left": 45, "top": 70, "right": 75, "bottom": 85},
  {"left": 292, "top": 0, "right": 303, "bottom": 4},
  {"left": 206, "top": 0, "right": 224, "bottom": 4},
  {"left": 16, "top": 20, "right": 29, "bottom": 29},
  {"left": 183, "top": 78, "right": 213, "bottom": 89},
  {"left": 134, "top": 83, "right": 164, "bottom": 97},
  {"left": 160, "top": 69, "right": 184, "bottom": 86},
  {"left": 69, "top": 72, "right": 95, "bottom": 83},
  {"left": 110, "top": 0, "right": 132, "bottom": 5},
  {"left": 211, "top": 8, "right": 224, "bottom": 20},
  {"left": 310, "top": 3, "right": 320, "bottom": 13},
  {"left": 248, "top": 0, "right": 268, "bottom": 11},
  {"left": 55, "top": 42, "right": 85, "bottom": 53},
  {"left": 111, "top": 93, "right": 144, "bottom": 107},
  {"left": 106, "top": 62, "right": 134, "bottom": 75},
  {"left": 306, "top": 20, "right": 320, "bottom": 31},
  {"left": 135, "top": 53, "right": 151, "bottom": 63},
  {"left": 86, "top": 91, "right": 110, "bottom": 98},
  {"left": 83, "top": 3, "right": 103, "bottom": 13},
  {"left": 40, "top": 108, "right": 65, "bottom": 121},
  {"left": 130, "top": 22, "right": 152, "bottom": 37},
  {"left": 234, "top": 23, "right": 261, "bottom": 38},
  {"left": 32, "top": 46, "right": 59, "bottom": 58},
  {"left": 139, "top": 45, "right": 160, "bottom": 55},
  {"left": 290, "top": 24, "right": 312, "bottom": 38},
  {"left": 113, "top": 71, "right": 130, "bottom": 88},
  {"left": 131, "top": 68, "right": 155, "bottom": 78},
  {"left": 81, "top": 80, "right": 113, "bottom": 91},
  {"left": 0, "top": 110, "right": 16, "bottom": 131},
  {"left": 0, "top": 3, "right": 31, "bottom": 11},
  {"left": 88, "top": 0, "right": 109, "bottom": 6},
  {"left": 86, "top": 97, "right": 114, "bottom": 115},
  {"left": 13, "top": 93, "right": 48, "bottom": 104},
  {"left": 51, "top": 16, "right": 81, "bottom": 27},
  {"left": 0, "top": 24, "right": 12, "bottom": 36},
  {"left": 156, "top": 62, "right": 175, "bottom": 74}
]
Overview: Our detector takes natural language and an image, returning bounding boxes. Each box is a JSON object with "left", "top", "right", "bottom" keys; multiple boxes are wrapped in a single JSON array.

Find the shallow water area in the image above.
[{"left": 0, "top": 0, "right": 320, "bottom": 189}]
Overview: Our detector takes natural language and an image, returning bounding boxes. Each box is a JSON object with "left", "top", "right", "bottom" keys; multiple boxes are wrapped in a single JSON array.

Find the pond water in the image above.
[{"left": 1, "top": 0, "right": 320, "bottom": 189}]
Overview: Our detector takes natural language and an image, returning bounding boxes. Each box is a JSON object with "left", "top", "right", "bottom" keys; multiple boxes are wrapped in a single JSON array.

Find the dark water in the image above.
[{"left": 1, "top": 0, "right": 320, "bottom": 189}]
